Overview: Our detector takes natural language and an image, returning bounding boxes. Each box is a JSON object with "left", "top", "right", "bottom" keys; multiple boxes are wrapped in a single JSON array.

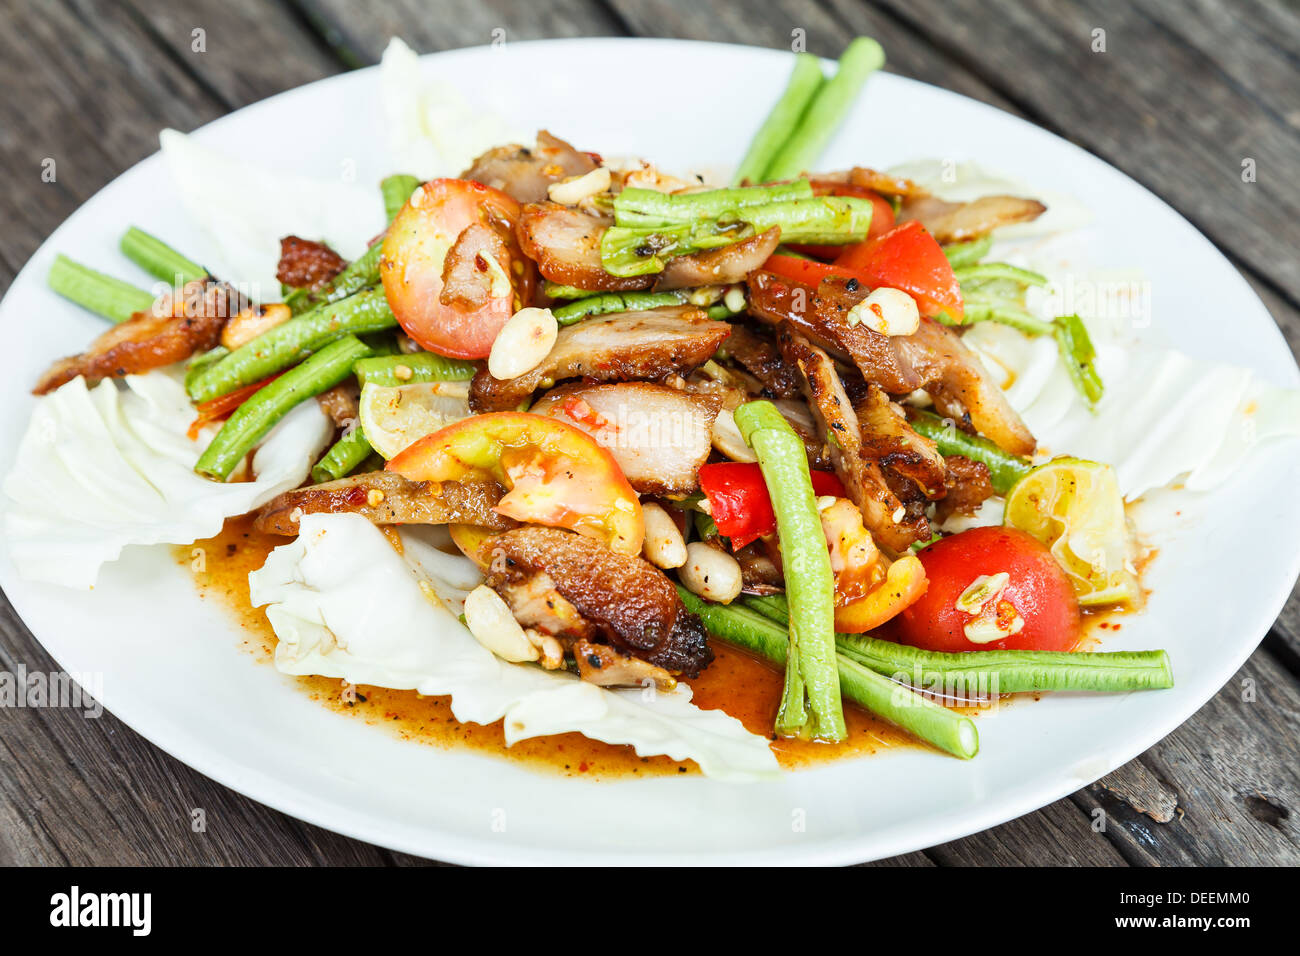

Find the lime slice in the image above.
[
  {"left": 358, "top": 381, "right": 471, "bottom": 459},
  {"left": 1003, "top": 456, "right": 1139, "bottom": 606}
]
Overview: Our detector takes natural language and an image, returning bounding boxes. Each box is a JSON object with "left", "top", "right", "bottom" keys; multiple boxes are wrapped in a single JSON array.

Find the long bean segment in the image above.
[
  {"left": 733, "top": 55, "right": 825, "bottom": 186},
  {"left": 119, "top": 227, "right": 207, "bottom": 285},
  {"left": 734, "top": 400, "right": 845, "bottom": 742},
  {"left": 287, "top": 240, "right": 384, "bottom": 314},
  {"left": 352, "top": 353, "right": 478, "bottom": 388},
  {"left": 195, "top": 335, "right": 371, "bottom": 481},
  {"left": 612, "top": 180, "right": 814, "bottom": 227},
  {"left": 552, "top": 290, "right": 688, "bottom": 325},
  {"left": 600, "top": 196, "right": 873, "bottom": 277},
  {"left": 680, "top": 588, "right": 978, "bottom": 758},
  {"left": 941, "top": 235, "right": 993, "bottom": 268},
  {"left": 763, "top": 37, "right": 886, "bottom": 182},
  {"left": 381, "top": 174, "right": 421, "bottom": 223},
  {"left": 188, "top": 287, "right": 396, "bottom": 403},
  {"left": 835, "top": 632, "right": 1173, "bottom": 694},
  {"left": 743, "top": 596, "right": 1173, "bottom": 695},
  {"left": 1054, "top": 313, "right": 1104, "bottom": 408},
  {"left": 908, "top": 409, "right": 1033, "bottom": 494},
  {"left": 47, "top": 255, "right": 156, "bottom": 324},
  {"left": 311, "top": 425, "right": 373, "bottom": 483}
]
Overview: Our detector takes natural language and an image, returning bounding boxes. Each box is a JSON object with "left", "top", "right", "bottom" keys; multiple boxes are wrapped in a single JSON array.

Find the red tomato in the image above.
[
  {"left": 887, "top": 526, "right": 1081, "bottom": 652},
  {"left": 834, "top": 220, "right": 964, "bottom": 321},
  {"left": 380, "top": 179, "right": 534, "bottom": 359},
  {"left": 761, "top": 253, "right": 844, "bottom": 288},
  {"left": 698, "top": 461, "right": 845, "bottom": 548},
  {"left": 388, "top": 412, "right": 643, "bottom": 555}
]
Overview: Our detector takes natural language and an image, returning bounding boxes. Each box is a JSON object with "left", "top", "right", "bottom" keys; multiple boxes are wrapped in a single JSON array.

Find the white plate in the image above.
[{"left": 2, "top": 39, "right": 1298, "bottom": 865}]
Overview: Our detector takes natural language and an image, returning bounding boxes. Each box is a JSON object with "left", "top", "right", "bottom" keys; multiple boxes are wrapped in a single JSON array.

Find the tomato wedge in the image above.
[
  {"left": 699, "top": 461, "right": 845, "bottom": 549},
  {"left": 387, "top": 412, "right": 644, "bottom": 554},
  {"left": 834, "top": 555, "right": 927, "bottom": 633},
  {"left": 380, "top": 179, "right": 535, "bottom": 359},
  {"left": 834, "top": 220, "right": 963, "bottom": 321}
]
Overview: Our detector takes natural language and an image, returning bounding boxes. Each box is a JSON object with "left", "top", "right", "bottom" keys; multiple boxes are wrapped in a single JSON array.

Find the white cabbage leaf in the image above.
[
  {"left": 3, "top": 370, "right": 331, "bottom": 588},
  {"left": 249, "top": 512, "right": 780, "bottom": 782}
]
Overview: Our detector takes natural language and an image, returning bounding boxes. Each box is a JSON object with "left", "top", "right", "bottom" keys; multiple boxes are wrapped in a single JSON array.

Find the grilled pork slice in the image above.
[
  {"left": 723, "top": 323, "right": 800, "bottom": 398},
  {"left": 316, "top": 381, "right": 359, "bottom": 428},
  {"left": 469, "top": 307, "right": 731, "bottom": 411},
  {"left": 254, "top": 471, "right": 511, "bottom": 535},
  {"left": 779, "top": 326, "right": 932, "bottom": 554},
  {"left": 462, "top": 130, "right": 597, "bottom": 204},
  {"left": 747, "top": 271, "right": 924, "bottom": 394},
  {"left": 852, "top": 381, "right": 947, "bottom": 498},
  {"left": 516, "top": 202, "right": 653, "bottom": 292},
  {"left": 653, "top": 228, "right": 781, "bottom": 291},
  {"left": 749, "top": 271, "right": 1035, "bottom": 456},
  {"left": 34, "top": 278, "right": 242, "bottom": 395},
  {"left": 276, "top": 236, "right": 347, "bottom": 291},
  {"left": 899, "top": 195, "right": 1046, "bottom": 243},
  {"left": 483, "top": 526, "right": 713, "bottom": 677},
  {"left": 812, "top": 168, "right": 931, "bottom": 199},
  {"left": 530, "top": 382, "right": 721, "bottom": 495},
  {"left": 892, "top": 319, "right": 1036, "bottom": 456},
  {"left": 933, "top": 455, "right": 996, "bottom": 523},
  {"left": 572, "top": 638, "right": 676, "bottom": 690}
]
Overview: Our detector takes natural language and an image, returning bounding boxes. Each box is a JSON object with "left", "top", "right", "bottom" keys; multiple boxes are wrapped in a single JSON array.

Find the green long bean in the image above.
[
  {"left": 600, "top": 196, "right": 872, "bottom": 276},
  {"left": 941, "top": 236, "right": 993, "bottom": 268},
  {"left": 119, "top": 227, "right": 207, "bottom": 285},
  {"left": 680, "top": 588, "right": 978, "bottom": 758},
  {"left": 612, "top": 180, "right": 814, "bottom": 227},
  {"left": 734, "top": 400, "right": 845, "bottom": 742},
  {"left": 908, "top": 409, "right": 1033, "bottom": 494},
  {"left": 352, "top": 353, "right": 478, "bottom": 388},
  {"left": 286, "top": 240, "right": 384, "bottom": 314},
  {"left": 733, "top": 55, "right": 824, "bottom": 185},
  {"left": 552, "top": 290, "right": 688, "bottom": 325},
  {"left": 311, "top": 425, "right": 373, "bottom": 483},
  {"left": 954, "top": 262, "right": 1047, "bottom": 288},
  {"left": 195, "top": 335, "right": 372, "bottom": 481},
  {"left": 743, "top": 595, "right": 1173, "bottom": 695},
  {"left": 381, "top": 174, "right": 421, "bottom": 223},
  {"left": 763, "top": 37, "right": 886, "bottom": 182},
  {"left": 835, "top": 633, "right": 1173, "bottom": 694},
  {"left": 188, "top": 287, "right": 397, "bottom": 403},
  {"left": 1054, "top": 313, "right": 1104, "bottom": 408},
  {"left": 47, "top": 254, "right": 156, "bottom": 324}
]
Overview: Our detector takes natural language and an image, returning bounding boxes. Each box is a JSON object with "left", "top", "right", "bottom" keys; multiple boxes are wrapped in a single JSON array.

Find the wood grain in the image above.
[{"left": 0, "top": 0, "right": 1297, "bottom": 867}]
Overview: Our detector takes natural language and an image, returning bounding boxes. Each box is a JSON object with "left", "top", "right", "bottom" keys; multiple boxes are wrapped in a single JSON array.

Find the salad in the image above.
[{"left": 12, "top": 35, "right": 1292, "bottom": 780}]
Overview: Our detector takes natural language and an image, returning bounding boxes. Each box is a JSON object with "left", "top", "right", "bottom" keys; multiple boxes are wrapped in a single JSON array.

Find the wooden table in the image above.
[{"left": 1, "top": 0, "right": 1297, "bottom": 866}]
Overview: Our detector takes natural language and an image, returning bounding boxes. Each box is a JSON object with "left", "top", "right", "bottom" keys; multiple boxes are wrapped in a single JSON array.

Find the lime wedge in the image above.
[
  {"left": 1003, "top": 457, "right": 1139, "bottom": 606},
  {"left": 358, "top": 381, "right": 471, "bottom": 460}
]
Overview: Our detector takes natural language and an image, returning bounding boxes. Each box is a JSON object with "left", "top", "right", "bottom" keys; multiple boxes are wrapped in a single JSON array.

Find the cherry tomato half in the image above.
[
  {"left": 887, "top": 526, "right": 1081, "bottom": 652},
  {"left": 387, "top": 412, "right": 643, "bottom": 555},
  {"left": 380, "top": 179, "right": 534, "bottom": 359}
]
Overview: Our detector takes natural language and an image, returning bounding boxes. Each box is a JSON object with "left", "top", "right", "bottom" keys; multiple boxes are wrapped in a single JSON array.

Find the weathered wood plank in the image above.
[
  {"left": 124, "top": 0, "right": 343, "bottom": 108},
  {"left": 298, "top": 0, "right": 623, "bottom": 63},
  {"left": 0, "top": 594, "right": 389, "bottom": 865},
  {"left": 865, "top": 0, "right": 1300, "bottom": 307},
  {"left": 0, "top": 0, "right": 224, "bottom": 284},
  {"left": 1070, "top": 650, "right": 1300, "bottom": 865},
  {"left": 927, "top": 797, "right": 1128, "bottom": 866}
]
